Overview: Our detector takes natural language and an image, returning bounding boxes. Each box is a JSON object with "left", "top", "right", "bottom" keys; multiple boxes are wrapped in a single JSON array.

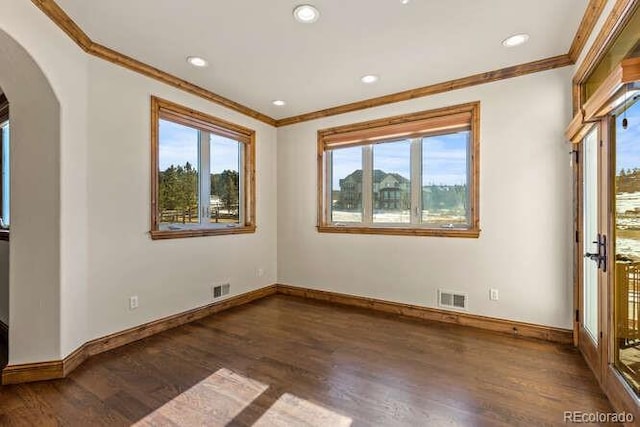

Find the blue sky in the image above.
[
  {"left": 616, "top": 100, "right": 640, "bottom": 175},
  {"left": 159, "top": 119, "right": 239, "bottom": 173},
  {"left": 332, "top": 146, "right": 362, "bottom": 190},
  {"left": 159, "top": 118, "right": 467, "bottom": 185},
  {"left": 374, "top": 140, "right": 411, "bottom": 180},
  {"left": 422, "top": 133, "right": 468, "bottom": 185},
  {"left": 331, "top": 132, "right": 469, "bottom": 188}
]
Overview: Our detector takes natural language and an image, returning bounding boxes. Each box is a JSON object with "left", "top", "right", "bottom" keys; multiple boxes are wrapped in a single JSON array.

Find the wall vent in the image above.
[
  {"left": 213, "top": 283, "right": 231, "bottom": 299},
  {"left": 437, "top": 289, "right": 468, "bottom": 311}
]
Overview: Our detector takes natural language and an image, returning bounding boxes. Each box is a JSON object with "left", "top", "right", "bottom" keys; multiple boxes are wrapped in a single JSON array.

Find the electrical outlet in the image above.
[
  {"left": 257, "top": 268, "right": 264, "bottom": 277},
  {"left": 489, "top": 288, "right": 499, "bottom": 301},
  {"left": 129, "top": 296, "right": 139, "bottom": 310}
]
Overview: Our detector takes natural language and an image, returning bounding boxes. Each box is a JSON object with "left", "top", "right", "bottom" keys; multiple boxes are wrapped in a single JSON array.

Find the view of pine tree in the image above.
[
  {"left": 158, "top": 162, "right": 198, "bottom": 214},
  {"left": 158, "top": 163, "right": 239, "bottom": 218},
  {"left": 211, "top": 169, "right": 239, "bottom": 210},
  {"left": 617, "top": 168, "right": 640, "bottom": 193}
]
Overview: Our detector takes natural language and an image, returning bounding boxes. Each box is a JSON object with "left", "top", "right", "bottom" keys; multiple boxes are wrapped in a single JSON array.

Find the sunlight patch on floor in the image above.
[
  {"left": 133, "top": 368, "right": 268, "bottom": 426},
  {"left": 253, "top": 393, "right": 352, "bottom": 427}
]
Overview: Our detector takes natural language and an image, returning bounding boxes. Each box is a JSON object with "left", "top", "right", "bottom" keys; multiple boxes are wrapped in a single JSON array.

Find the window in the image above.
[
  {"left": 0, "top": 93, "right": 8, "bottom": 240},
  {"left": 150, "top": 97, "right": 255, "bottom": 239},
  {"left": 318, "top": 102, "right": 479, "bottom": 237}
]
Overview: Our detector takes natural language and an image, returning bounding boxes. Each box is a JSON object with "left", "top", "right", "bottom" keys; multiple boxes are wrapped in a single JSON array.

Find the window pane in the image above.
[
  {"left": 210, "top": 134, "right": 241, "bottom": 224},
  {"left": 158, "top": 119, "right": 199, "bottom": 229},
  {"left": 1, "top": 123, "right": 9, "bottom": 228},
  {"left": 614, "top": 98, "right": 640, "bottom": 395},
  {"left": 373, "top": 140, "right": 411, "bottom": 224},
  {"left": 331, "top": 146, "right": 363, "bottom": 223},
  {"left": 422, "top": 132, "right": 469, "bottom": 227}
]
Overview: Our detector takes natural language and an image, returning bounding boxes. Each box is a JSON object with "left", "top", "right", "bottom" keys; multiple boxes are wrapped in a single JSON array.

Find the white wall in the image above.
[
  {"left": 0, "top": 241, "right": 7, "bottom": 326},
  {"left": 0, "top": 28, "right": 61, "bottom": 365},
  {"left": 0, "top": 0, "right": 594, "bottom": 366},
  {"left": 85, "top": 58, "right": 278, "bottom": 340},
  {"left": 277, "top": 68, "right": 575, "bottom": 329},
  {"left": 0, "top": 0, "right": 277, "bottom": 364},
  {"left": 0, "top": 0, "right": 89, "bottom": 364}
]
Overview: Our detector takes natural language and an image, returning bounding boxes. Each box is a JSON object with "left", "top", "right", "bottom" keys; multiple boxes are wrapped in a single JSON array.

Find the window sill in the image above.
[
  {"left": 317, "top": 225, "right": 480, "bottom": 238},
  {"left": 150, "top": 225, "right": 256, "bottom": 240},
  {"left": 0, "top": 230, "right": 8, "bottom": 241}
]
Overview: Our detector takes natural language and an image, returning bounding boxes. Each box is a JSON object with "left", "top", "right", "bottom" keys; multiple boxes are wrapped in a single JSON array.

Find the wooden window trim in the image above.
[
  {"left": 150, "top": 96, "right": 256, "bottom": 240},
  {"left": 571, "top": 0, "right": 640, "bottom": 114},
  {"left": 0, "top": 94, "right": 8, "bottom": 238},
  {"left": 317, "top": 102, "right": 480, "bottom": 238},
  {"left": 583, "top": 57, "right": 640, "bottom": 121},
  {"left": 567, "top": 57, "right": 640, "bottom": 143}
]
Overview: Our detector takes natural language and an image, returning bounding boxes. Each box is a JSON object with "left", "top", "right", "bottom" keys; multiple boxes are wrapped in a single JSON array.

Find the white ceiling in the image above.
[{"left": 56, "top": 0, "right": 588, "bottom": 119}]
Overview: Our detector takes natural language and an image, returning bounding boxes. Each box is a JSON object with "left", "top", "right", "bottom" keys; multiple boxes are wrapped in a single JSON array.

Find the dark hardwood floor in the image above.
[{"left": 0, "top": 295, "right": 614, "bottom": 426}]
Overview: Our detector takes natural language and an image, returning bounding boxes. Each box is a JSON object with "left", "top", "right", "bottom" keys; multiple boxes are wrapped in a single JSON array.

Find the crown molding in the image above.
[
  {"left": 30, "top": 0, "right": 603, "bottom": 128},
  {"left": 30, "top": 0, "right": 277, "bottom": 126},
  {"left": 275, "top": 54, "right": 573, "bottom": 127}
]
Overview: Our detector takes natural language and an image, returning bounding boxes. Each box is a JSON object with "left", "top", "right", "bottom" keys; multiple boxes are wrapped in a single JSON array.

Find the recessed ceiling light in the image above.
[
  {"left": 293, "top": 5, "right": 320, "bottom": 23},
  {"left": 401, "top": 0, "right": 410, "bottom": 4},
  {"left": 186, "top": 56, "right": 208, "bottom": 67},
  {"left": 502, "top": 33, "right": 530, "bottom": 48},
  {"left": 272, "top": 100, "right": 286, "bottom": 106},
  {"left": 361, "top": 75, "right": 379, "bottom": 84}
]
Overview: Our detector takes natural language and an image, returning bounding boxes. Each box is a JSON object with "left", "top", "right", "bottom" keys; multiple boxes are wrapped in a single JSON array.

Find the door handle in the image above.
[
  {"left": 597, "top": 234, "right": 607, "bottom": 273},
  {"left": 584, "top": 234, "right": 607, "bottom": 272},
  {"left": 584, "top": 252, "right": 600, "bottom": 261}
]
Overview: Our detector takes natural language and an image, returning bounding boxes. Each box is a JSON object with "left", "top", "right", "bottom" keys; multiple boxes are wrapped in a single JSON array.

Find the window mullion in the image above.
[
  {"left": 239, "top": 143, "right": 245, "bottom": 225},
  {"left": 362, "top": 145, "right": 373, "bottom": 225},
  {"left": 410, "top": 138, "right": 422, "bottom": 225},
  {"left": 326, "top": 151, "right": 333, "bottom": 224},
  {"left": 199, "top": 131, "right": 211, "bottom": 226},
  {"left": 466, "top": 131, "right": 472, "bottom": 226}
]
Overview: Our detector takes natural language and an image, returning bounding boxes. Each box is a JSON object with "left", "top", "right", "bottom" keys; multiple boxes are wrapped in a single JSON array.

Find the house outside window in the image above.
[{"left": 318, "top": 102, "right": 480, "bottom": 238}]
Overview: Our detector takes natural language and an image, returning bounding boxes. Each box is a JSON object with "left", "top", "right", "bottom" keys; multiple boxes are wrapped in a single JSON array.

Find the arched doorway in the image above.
[{"left": 0, "top": 27, "right": 62, "bottom": 371}]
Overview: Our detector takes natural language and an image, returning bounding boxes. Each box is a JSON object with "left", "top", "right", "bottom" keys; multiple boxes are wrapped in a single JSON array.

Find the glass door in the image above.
[
  {"left": 584, "top": 128, "right": 600, "bottom": 341},
  {"left": 613, "top": 96, "right": 640, "bottom": 396},
  {"left": 580, "top": 127, "right": 604, "bottom": 374}
]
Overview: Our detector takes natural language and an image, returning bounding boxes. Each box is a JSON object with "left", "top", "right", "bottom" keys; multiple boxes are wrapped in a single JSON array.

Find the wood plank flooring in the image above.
[{"left": 0, "top": 295, "right": 614, "bottom": 426}]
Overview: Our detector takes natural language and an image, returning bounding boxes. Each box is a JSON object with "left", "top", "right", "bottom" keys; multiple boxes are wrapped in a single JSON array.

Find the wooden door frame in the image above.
[
  {"left": 569, "top": 58, "right": 640, "bottom": 421},
  {"left": 602, "top": 113, "right": 640, "bottom": 418},
  {"left": 600, "top": 117, "right": 612, "bottom": 383},
  {"left": 573, "top": 110, "right": 640, "bottom": 422}
]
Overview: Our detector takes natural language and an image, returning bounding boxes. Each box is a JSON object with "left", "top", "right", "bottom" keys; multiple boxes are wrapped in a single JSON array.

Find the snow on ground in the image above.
[
  {"left": 617, "top": 192, "right": 640, "bottom": 214},
  {"left": 617, "top": 238, "right": 640, "bottom": 259},
  {"left": 617, "top": 192, "right": 640, "bottom": 259},
  {"left": 331, "top": 210, "right": 465, "bottom": 224}
]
